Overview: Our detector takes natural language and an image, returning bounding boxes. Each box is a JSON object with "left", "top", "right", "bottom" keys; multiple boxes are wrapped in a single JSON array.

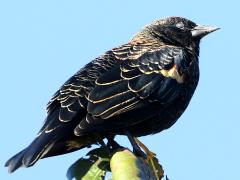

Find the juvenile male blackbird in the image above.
[{"left": 5, "top": 17, "right": 219, "bottom": 173}]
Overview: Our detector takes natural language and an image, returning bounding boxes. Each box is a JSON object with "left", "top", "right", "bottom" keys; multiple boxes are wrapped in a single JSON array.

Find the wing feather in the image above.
[
  {"left": 80, "top": 45, "right": 187, "bottom": 134},
  {"left": 44, "top": 44, "right": 188, "bottom": 138}
]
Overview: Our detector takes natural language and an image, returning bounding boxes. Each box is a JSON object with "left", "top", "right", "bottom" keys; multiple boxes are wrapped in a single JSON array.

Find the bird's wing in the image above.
[
  {"left": 5, "top": 55, "right": 116, "bottom": 172},
  {"left": 39, "top": 55, "right": 115, "bottom": 135},
  {"left": 5, "top": 44, "right": 188, "bottom": 172},
  {"left": 75, "top": 45, "right": 188, "bottom": 135},
  {"left": 42, "top": 41, "right": 155, "bottom": 131},
  {"left": 43, "top": 40, "right": 156, "bottom": 127}
]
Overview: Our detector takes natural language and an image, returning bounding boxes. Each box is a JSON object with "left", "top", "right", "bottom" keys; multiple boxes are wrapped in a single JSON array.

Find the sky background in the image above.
[{"left": 0, "top": 0, "right": 239, "bottom": 179}]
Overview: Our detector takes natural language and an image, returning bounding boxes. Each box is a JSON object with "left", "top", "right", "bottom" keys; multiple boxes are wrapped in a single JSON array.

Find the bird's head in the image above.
[{"left": 135, "top": 16, "right": 219, "bottom": 50}]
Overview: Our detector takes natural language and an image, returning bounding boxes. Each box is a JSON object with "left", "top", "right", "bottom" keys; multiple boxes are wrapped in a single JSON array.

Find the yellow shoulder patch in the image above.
[{"left": 159, "top": 65, "right": 184, "bottom": 83}]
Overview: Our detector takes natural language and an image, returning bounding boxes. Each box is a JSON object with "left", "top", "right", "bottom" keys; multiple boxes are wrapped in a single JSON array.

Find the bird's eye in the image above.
[{"left": 176, "top": 22, "right": 185, "bottom": 30}]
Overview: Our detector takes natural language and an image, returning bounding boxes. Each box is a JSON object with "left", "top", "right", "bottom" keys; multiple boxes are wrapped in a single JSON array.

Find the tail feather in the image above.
[
  {"left": 5, "top": 131, "right": 57, "bottom": 173},
  {"left": 5, "top": 132, "right": 94, "bottom": 173},
  {"left": 5, "top": 108, "right": 89, "bottom": 173},
  {"left": 22, "top": 137, "right": 57, "bottom": 167},
  {"left": 5, "top": 149, "right": 27, "bottom": 173}
]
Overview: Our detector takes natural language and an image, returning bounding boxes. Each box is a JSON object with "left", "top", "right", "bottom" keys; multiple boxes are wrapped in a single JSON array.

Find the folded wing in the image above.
[{"left": 75, "top": 45, "right": 188, "bottom": 135}]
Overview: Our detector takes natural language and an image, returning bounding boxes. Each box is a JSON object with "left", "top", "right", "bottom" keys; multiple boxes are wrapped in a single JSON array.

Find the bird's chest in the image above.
[{"left": 153, "top": 60, "right": 200, "bottom": 132}]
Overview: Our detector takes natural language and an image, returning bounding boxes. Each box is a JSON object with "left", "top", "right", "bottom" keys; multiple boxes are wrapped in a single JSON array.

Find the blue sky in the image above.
[{"left": 0, "top": 0, "right": 239, "bottom": 179}]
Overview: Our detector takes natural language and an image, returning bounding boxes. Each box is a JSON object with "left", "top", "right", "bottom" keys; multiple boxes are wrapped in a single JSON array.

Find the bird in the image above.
[{"left": 5, "top": 16, "right": 219, "bottom": 173}]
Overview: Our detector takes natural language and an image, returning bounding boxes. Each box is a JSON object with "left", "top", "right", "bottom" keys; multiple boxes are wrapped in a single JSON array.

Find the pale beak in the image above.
[{"left": 191, "top": 25, "right": 220, "bottom": 38}]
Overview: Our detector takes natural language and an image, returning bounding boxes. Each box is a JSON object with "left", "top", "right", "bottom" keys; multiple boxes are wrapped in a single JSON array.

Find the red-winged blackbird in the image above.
[{"left": 5, "top": 17, "right": 219, "bottom": 173}]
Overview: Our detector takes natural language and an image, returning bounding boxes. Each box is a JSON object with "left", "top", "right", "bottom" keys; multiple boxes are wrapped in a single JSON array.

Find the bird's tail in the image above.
[
  {"left": 5, "top": 131, "right": 96, "bottom": 173},
  {"left": 5, "top": 132, "right": 57, "bottom": 173},
  {"left": 5, "top": 107, "right": 76, "bottom": 173},
  {"left": 5, "top": 108, "right": 93, "bottom": 173},
  {"left": 5, "top": 149, "right": 27, "bottom": 173}
]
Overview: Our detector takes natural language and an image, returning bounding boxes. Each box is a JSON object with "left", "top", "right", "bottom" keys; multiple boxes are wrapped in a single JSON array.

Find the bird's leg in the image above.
[
  {"left": 134, "top": 137, "right": 163, "bottom": 179},
  {"left": 98, "top": 138, "right": 109, "bottom": 150},
  {"left": 95, "top": 135, "right": 110, "bottom": 155},
  {"left": 134, "top": 137, "right": 156, "bottom": 160},
  {"left": 125, "top": 131, "right": 146, "bottom": 158},
  {"left": 106, "top": 134, "right": 124, "bottom": 152}
]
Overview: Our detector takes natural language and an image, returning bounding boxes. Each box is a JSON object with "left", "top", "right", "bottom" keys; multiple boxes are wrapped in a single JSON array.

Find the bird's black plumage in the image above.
[{"left": 5, "top": 17, "right": 219, "bottom": 173}]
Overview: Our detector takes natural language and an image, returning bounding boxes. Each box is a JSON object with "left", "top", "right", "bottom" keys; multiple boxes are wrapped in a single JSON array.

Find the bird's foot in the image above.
[
  {"left": 125, "top": 131, "right": 147, "bottom": 158},
  {"left": 132, "top": 146, "right": 147, "bottom": 159},
  {"left": 134, "top": 138, "right": 163, "bottom": 179},
  {"left": 134, "top": 137, "right": 156, "bottom": 160},
  {"left": 107, "top": 139, "right": 124, "bottom": 150},
  {"left": 106, "top": 136, "right": 124, "bottom": 155}
]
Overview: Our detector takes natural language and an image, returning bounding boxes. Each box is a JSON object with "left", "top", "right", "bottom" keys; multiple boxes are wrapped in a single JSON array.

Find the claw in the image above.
[
  {"left": 125, "top": 131, "right": 147, "bottom": 158},
  {"left": 134, "top": 137, "right": 164, "bottom": 180},
  {"left": 134, "top": 137, "right": 156, "bottom": 159},
  {"left": 106, "top": 135, "right": 124, "bottom": 154}
]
